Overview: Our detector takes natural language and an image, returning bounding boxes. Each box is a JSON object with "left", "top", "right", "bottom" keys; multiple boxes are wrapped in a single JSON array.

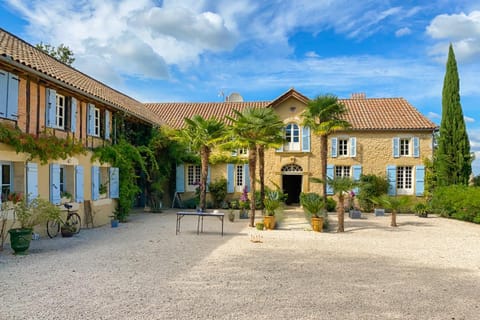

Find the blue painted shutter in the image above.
[
  {"left": 109, "top": 167, "right": 119, "bottom": 198},
  {"left": 387, "top": 165, "right": 397, "bottom": 196},
  {"left": 46, "top": 88, "right": 57, "bottom": 128},
  {"left": 175, "top": 164, "right": 185, "bottom": 193},
  {"left": 326, "top": 164, "right": 334, "bottom": 195},
  {"left": 352, "top": 165, "right": 362, "bottom": 193},
  {"left": 331, "top": 138, "right": 338, "bottom": 158},
  {"left": 227, "top": 164, "right": 234, "bottom": 193},
  {"left": 415, "top": 165, "right": 425, "bottom": 196},
  {"left": 244, "top": 164, "right": 250, "bottom": 192},
  {"left": 50, "top": 164, "right": 61, "bottom": 204},
  {"left": 7, "top": 73, "right": 19, "bottom": 120},
  {"left": 75, "top": 165, "right": 84, "bottom": 203},
  {"left": 26, "top": 162, "right": 38, "bottom": 203},
  {"left": 393, "top": 137, "right": 400, "bottom": 158},
  {"left": 70, "top": 97, "right": 77, "bottom": 133},
  {"left": 350, "top": 137, "right": 357, "bottom": 157},
  {"left": 87, "top": 104, "right": 95, "bottom": 135},
  {"left": 105, "top": 110, "right": 110, "bottom": 140},
  {"left": 413, "top": 137, "right": 420, "bottom": 158},
  {"left": 302, "top": 126, "right": 310, "bottom": 152},
  {"left": 91, "top": 166, "right": 100, "bottom": 200},
  {"left": 0, "top": 69, "right": 7, "bottom": 118}
]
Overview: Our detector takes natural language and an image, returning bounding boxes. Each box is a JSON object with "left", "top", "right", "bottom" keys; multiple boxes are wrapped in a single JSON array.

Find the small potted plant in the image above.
[
  {"left": 347, "top": 191, "right": 361, "bottom": 219},
  {"left": 263, "top": 189, "right": 282, "bottom": 230},
  {"left": 238, "top": 186, "right": 250, "bottom": 219},
  {"left": 110, "top": 208, "right": 120, "bottom": 228},
  {"left": 300, "top": 192, "right": 325, "bottom": 232},
  {"left": 60, "top": 221, "right": 75, "bottom": 237},
  {"left": 60, "top": 191, "right": 73, "bottom": 204},
  {"left": 9, "top": 197, "right": 61, "bottom": 254},
  {"left": 99, "top": 183, "right": 108, "bottom": 199}
]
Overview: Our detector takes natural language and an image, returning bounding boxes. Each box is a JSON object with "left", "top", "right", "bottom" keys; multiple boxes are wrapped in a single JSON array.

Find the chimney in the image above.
[{"left": 351, "top": 93, "right": 366, "bottom": 99}]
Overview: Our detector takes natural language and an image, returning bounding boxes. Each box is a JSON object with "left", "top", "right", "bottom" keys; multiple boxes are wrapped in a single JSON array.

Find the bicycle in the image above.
[{"left": 46, "top": 203, "right": 82, "bottom": 238}]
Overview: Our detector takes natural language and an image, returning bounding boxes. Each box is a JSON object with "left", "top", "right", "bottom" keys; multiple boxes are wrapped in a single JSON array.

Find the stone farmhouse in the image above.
[
  {"left": 1, "top": 27, "right": 437, "bottom": 229},
  {"left": 146, "top": 90, "right": 437, "bottom": 205}
]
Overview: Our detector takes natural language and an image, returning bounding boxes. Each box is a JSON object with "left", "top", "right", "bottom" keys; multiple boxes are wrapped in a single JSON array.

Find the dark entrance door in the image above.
[{"left": 282, "top": 175, "right": 302, "bottom": 205}]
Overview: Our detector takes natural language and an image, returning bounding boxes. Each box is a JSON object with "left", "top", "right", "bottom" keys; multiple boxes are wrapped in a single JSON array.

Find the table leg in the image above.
[{"left": 221, "top": 216, "right": 224, "bottom": 236}]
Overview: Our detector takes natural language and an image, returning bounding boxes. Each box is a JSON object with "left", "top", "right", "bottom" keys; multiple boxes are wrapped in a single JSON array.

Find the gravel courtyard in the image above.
[{"left": 1, "top": 209, "right": 479, "bottom": 320}]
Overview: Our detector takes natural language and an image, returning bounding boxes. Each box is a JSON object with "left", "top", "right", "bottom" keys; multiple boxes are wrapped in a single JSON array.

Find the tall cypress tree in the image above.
[{"left": 435, "top": 44, "right": 472, "bottom": 186}]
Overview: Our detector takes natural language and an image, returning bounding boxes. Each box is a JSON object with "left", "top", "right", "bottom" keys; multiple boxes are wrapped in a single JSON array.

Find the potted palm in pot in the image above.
[
  {"left": 263, "top": 190, "right": 282, "bottom": 230},
  {"left": 300, "top": 192, "right": 325, "bottom": 232},
  {"left": 9, "top": 197, "right": 61, "bottom": 254}
]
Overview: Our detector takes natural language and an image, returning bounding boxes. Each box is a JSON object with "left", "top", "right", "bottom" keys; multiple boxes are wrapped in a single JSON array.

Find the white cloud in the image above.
[
  {"left": 428, "top": 112, "right": 441, "bottom": 119},
  {"left": 464, "top": 116, "right": 475, "bottom": 123},
  {"left": 427, "top": 11, "right": 480, "bottom": 62},
  {"left": 395, "top": 27, "right": 411, "bottom": 37},
  {"left": 305, "top": 51, "right": 320, "bottom": 58}
]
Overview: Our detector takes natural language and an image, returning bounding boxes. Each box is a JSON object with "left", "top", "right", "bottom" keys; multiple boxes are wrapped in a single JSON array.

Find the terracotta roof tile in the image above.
[{"left": 0, "top": 28, "right": 162, "bottom": 125}]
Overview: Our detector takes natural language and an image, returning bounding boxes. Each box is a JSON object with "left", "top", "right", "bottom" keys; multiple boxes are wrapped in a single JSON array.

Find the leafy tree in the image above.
[
  {"left": 371, "top": 195, "right": 410, "bottom": 227},
  {"left": 36, "top": 42, "right": 75, "bottom": 65},
  {"left": 302, "top": 94, "right": 350, "bottom": 203},
  {"left": 357, "top": 174, "right": 389, "bottom": 212},
  {"left": 435, "top": 44, "right": 472, "bottom": 186},
  {"left": 226, "top": 108, "right": 281, "bottom": 227},
  {"left": 177, "top": 115, "right": 226, "bottom": 210}
]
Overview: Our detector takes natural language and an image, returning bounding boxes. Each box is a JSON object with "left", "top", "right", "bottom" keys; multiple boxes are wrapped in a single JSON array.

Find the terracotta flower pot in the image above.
[
  {"left": 263, "top": 215, "right": 275, "bottom": 230},
  {"left": 311, "top": 217, "right": 324, "bottom": 232}
]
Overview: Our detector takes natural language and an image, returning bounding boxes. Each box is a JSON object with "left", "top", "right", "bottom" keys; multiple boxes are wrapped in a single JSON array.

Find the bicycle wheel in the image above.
[
  {"left": 67, "top": 212, "right": 82, "bottom": 234},
  {"left": 46, "top": 219, "right": 60, "bottom": 238}
]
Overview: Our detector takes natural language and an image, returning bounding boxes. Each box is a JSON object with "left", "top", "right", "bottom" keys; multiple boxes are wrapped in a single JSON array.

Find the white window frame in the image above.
[
  {"left": 56, "top": 94, "right": 66, "bottom": 130},
  {"left": 335, "top": 165, "right": 351, "bottom": 178},
  {"left": 400, "top": 138, "right": 410, "bottom": 156},
  {"left": 94, "top": 107, "right": 101, "bottom": 137},
  {"left": 284, "top": 123, "right": 300, "bottom": 151},
  {"left": 1, "top": 162, "right": 13, "bottom": 202},
  {"left": 338, "top": 139, "right": 349, "bottom": 156},
  {"left": 235, "top": 165, "right": 245, "bottom": 192},
  {"left": 397, "top": 166, "right": 413, "bottom": 195},
  {"left": 186, "top": 165, "right": 201, "bottom": 191}
]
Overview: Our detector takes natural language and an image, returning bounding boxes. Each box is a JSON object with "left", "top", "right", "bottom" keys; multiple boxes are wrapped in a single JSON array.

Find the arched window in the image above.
[{"left": 285, "top": 123, "right": 300, "bottom": 151}]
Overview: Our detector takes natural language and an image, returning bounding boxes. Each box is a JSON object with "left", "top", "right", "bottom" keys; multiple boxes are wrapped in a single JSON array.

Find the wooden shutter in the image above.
[
  {"left": 415, "top": 165, "right": 425, "bottom": 196},
  {"left": 331, "top": 138, "right": 338, "bottom": 158},
  {"left": 350, "top": 137, "right": 357, "bottom": 157},
  {"left": 392, "top": 137, "right": 400, "bottom": 158},
  {"left": 70, "top": 97, "right": 77, "bottom": 133},
  {"left": 244, "top": 164, "right": 250, "bottom": 192},
  {"left": 175, "top": 164, "right": 185, "bottom": 193},
  {"left": 105, "top": 110, "right": 110, "bottom": 140},
  {"left": 91, "top": 166, "right": 100, "bottom": 201},
  {"left": 75, "top": 165, "right": 84, "bottom": 203},
  {"left": 109, "top": 167, "right": 119, "bottom": 198},
  {"left": 387, "top": 165, "right": 397, "bottom": 196},
  {"left": 49, "top": 164, "right": 61, "bottom": 204},
  {"left": 0, "top": 69, "right": 7, "bottom": 118},
  {"left": 302, "top": 126, "right": 310, "bottom": 152},
  {"left": 413, "top": 137, "right": 420, "bottom": 158},
  {"left": 7, "top": 73, "right": 19, "bottom": 120},
  {"left": 326, "top": 164, "right": 334, "bottom": 195},
  {"left": 46, "top": 88, "right": 57, "bottom": 128},
  {"left": 227, "top": 164, "right": 234, "bottom": 193},
  {"left": 26, "top": 162, "right": 39, "bottom": 202}
]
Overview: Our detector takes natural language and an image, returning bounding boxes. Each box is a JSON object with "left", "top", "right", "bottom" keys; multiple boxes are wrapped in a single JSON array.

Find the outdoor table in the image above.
[{"left": 176, "top": 211, "right": 225, "bottom": 236}]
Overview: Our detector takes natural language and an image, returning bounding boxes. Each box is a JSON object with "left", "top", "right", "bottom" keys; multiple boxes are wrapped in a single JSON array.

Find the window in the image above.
[
  {"left": 56, "top": 94, "right": 66, "bottom": 129},
  {"left": 400, "top": 138, "right": 410, "bottom": 156},
  {"left": 94, "top": 107, "right": 101, "bottom": 137},
  {"left": 338, "top": 139, "right": 348, "bottom": 156},
  {"left": 1, "top": 163, "right": 12, "bottom": 202},
  {"left": 335, "top": 166, "right": 350, "bottom": 178},
  {"left": 284, "top": 123, "right": 300, "bottom": 151},
  {"left": 397, "top": 166, "right": 413, "bottom": 195},
  {"left": 59, "top": 166, "right": 65, "bottom": 193},
  {"left": 236, "top": 165, "right": 244, "bottom": 187},
  {"left": 187, "top": 165, "right": 201, "bottom": 186}
]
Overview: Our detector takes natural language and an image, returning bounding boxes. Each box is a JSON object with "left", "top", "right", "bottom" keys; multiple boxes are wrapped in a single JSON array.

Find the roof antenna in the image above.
[{"left": 218, "top": 89, "right": 225, "bottom": 101}]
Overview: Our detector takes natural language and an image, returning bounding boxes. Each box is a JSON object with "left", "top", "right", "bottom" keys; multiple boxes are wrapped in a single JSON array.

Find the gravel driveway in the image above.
[{"left": 1, "top": 209, "right": 479, "bottom": 319}]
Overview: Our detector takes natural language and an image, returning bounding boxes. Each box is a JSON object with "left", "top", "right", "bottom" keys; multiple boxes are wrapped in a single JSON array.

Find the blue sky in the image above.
[{"left": 1, "top": 0, "right": 480, "bottom": 174}]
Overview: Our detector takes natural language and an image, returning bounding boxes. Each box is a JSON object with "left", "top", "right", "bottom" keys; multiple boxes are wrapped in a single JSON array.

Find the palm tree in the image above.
[
  {"left": 226, "top": 108, "right": 282, "bottom": 227},
  {"left": 371, "top": 195, "right": 410, "bottom": 227},
  {"left": 302, "top": 94, "right": 350, "bottom": 203},
  {"left": 178, "top": 115, "right": 225, "bottom": 210},
  {"left": 322, "top": 177, "right": 356, "bottom": 232}
]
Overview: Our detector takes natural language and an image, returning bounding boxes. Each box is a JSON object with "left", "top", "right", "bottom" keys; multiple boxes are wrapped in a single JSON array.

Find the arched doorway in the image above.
[{"left": 281, "top": 164, "right": 303, "bottom": 205}]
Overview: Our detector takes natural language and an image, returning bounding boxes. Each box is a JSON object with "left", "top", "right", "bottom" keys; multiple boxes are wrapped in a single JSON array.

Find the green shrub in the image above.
[
  {"left": 208, "top": 179, "right": 227, "bottom": 209},
  {"left": 430, "top": 185, "right": 480, "bottom": 223},
  {"left": 326, "top": 197, "right": 337, "bottom": 212},
  {"left": 357, "top": 174, "right": 389, "bottom": 212},
  {"left": 300, "top": 192, "right": 324, "bottom": 218}
]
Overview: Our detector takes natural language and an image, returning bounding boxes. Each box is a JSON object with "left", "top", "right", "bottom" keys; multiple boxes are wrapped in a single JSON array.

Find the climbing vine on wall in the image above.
[{"left": 0, "top": 123, "right": 85, "bottom": 164}]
